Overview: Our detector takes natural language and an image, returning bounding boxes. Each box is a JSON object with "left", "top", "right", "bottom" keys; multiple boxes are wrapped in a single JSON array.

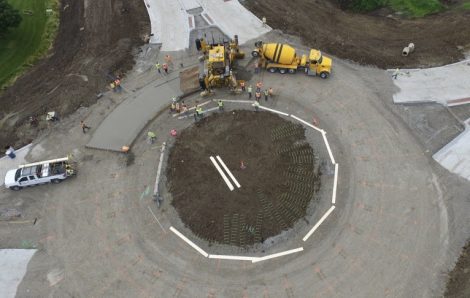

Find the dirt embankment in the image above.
[
  {"left": 0, "top": 0, "right": 149, "bottom": 149},
  {"left": 244, "top": 0, "right": 470, "bottom": 69}
]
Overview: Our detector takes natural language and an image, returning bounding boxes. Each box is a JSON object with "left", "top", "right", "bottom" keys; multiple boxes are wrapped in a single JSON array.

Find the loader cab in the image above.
[{"left": 307, "top": 49, "right": 331, "bottom": 79}]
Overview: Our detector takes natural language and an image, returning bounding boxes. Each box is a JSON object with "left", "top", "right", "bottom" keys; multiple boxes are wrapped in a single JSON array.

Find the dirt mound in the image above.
[
  {"left": 244, "top": 0, "right": 470, "bottom": 68},
  {"left": 0, "top": 0, "right": 149, "bottom": 149},
  {"left": 166, "top": 110, "right": 321, "bottom": 246},
  {"left": 445, "top": 240, "right": 470, "bottom": 298}
]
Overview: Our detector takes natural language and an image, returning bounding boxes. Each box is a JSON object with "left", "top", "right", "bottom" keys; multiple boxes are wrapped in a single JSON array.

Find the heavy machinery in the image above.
[
  {"left": 251, "top": 41, "right": 332, "bottom": 79},
  {"left": 196, "top": 35, "right": 245, "bottom": 90}
]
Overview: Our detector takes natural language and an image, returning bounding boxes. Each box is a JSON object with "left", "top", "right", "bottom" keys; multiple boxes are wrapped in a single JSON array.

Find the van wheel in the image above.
[
  {"left": 267, "top": 67, "right": 277, "bottom": 73},
  {"left": 51, "top": 179, "right": 61, "bottom": 184},
  {"left": 288, "top": 69, "right": 296, "bottom": 74},
  {"left": 251, "top": 51, "right": 260, "bottom": 57},
  {"left": 320, "top": 71, "right": 329, "bottom": 79},
  {"left": 11, "top": 186, "right": 21, "bottom": 191},
  {"left": 279, "top": 68, "right": 287, "bottom": 74}
]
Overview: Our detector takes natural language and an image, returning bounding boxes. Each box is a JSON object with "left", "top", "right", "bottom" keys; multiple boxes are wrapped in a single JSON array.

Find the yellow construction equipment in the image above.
[
  {"left": 196, "top": 35, "right": 245, "bottom": 90},
  {"left": 251, "top": 41, "right": 332, "bottom": 79}
]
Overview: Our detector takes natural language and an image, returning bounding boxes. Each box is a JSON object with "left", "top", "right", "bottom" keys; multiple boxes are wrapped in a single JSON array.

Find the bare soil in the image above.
[
  {"left": 244, "top": 0, "right": 470, "bottom": 68},
  {"left": 445, "top": 241, "right": 470, "bottom": 298},
  {"left": 166, "top": 110, "right": 321, "bottom": 246},
  {"left": 0, "top": 0, "right": 149, "bottom": 150}
]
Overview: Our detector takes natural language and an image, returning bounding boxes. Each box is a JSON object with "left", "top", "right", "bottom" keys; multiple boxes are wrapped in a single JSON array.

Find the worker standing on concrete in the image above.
[
  {"left": 218, "top": 100, "right": 224, "bottom": 111},
  {"left": 256, "top": 81, "right": 263, "bottom": 92},
  {"left": 268, "top": 87, "right": 274, "bottom": 97},
  {"left": 255, "top": 90, "right": 261, "bottom": 102},
  {"left": 163, "top": 63, "right": 169, "bottom": 74},
  {"left": 165, "top": 55, "right": 173, "bottom": 68},
  {"left": 247, "top": 85, "right": 253, "bottom": 99},
  {"left": 262, "top": 17, "right": 267, "bottom": 27},
  {"left": 81, "top": 121, "right": 91, "bottom": 133},
  {"left": 196, "top": 106, "right": 203, "bottom": 119},
  {"left": 240, "top": 81, "right": 245, "bottom": 92},
  {"left": 147, "top": 131, "right": 156, "bottom": 144},
  {"left": 5, "top": 146, "right": 16, "bottom": 159},
  {"left": 264, "top": 89, "right": 269, "bottom": 101},
  {"left": 156, "top": 62, "right": 162, "bottom": 74},
  {"left": 392, "top": 68, "right": 400, "bottom": 79}
]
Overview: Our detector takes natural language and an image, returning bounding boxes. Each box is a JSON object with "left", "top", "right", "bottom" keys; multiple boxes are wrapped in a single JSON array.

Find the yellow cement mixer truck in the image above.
[{"left": 251, "top": 41, "right": 332, "bottom": 79}]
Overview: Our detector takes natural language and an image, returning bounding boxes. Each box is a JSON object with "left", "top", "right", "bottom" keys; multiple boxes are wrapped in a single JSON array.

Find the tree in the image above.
[{"left": 0, "top": 0, "right": 22, "bottom": 35}]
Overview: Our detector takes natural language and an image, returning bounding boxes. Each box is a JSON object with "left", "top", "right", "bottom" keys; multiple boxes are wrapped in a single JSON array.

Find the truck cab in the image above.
[{"left": 307, "top": 49, "right": 332, "bottom": 79}]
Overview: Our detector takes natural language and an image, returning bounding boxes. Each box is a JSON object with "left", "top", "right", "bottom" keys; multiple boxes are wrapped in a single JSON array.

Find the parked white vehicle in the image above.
[{"left": 4, "top": 156, "right": 76, "bottom": 191}]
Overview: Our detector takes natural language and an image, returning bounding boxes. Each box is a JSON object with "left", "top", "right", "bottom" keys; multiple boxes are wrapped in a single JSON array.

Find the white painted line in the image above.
[
  {"left": 169, "top": 226, "right": 209, "bottom": 258},
  {"left": 177, "top": 106, "right": 219, "bottom": 120},
  {"left": 322, "top": 131, "right": 336, "bottom": 165},
  {"left": 290, "top": 114, "right": 324, "bottom": 133},
  {"left": 259, "top": 105, "right": 289, "bottom": 116},
  {"left": 216, "top": 156, "right": 241, "bottom": 188},
  {"left": 332, "top": 163, "right": 339, "bottom": 204},
  {"left": 209, "top": 255, "right": 258, "bottom": 261},
  {"left": 210, "top": 156, "right": 234, "bottom": 191},
  {"left": 303, "top": 206, "right": 336, "bottom": 242},
  {"left": 251, "top": 247, "right": 304, "bottom": 263},
  {"left": 220, "top": 99, "right": 254, "bottom": 104},
  {"left": 153, "top": 142, "right": 166, "bottom": 196},
  {"left": 147, "top": 205, "right": 166, "bottom": 233}
]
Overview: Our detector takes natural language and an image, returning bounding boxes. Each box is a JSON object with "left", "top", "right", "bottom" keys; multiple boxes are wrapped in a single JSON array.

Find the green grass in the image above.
[
  {"left": 462, "top": 1, "right": 470, "bottom": 9},
  {"left": 0, "top": 0, "right": 59, "bottom": 89},
  {"left": 389, "top": 0, "right": 444, "bottom": 17},
  {"left": 348, "top": 0, "right": 444, "bottom": 16}
]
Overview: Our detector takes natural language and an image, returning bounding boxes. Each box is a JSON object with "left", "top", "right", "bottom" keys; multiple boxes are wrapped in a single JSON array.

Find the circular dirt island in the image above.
[{"left": 166, "top": 110, "right": 321, "bottom": 247}]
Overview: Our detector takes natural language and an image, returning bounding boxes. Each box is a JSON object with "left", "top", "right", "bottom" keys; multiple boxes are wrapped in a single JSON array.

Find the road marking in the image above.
[
  {"left": 147, "top": 206, "right": 166, "bottom": 233},
  {"left": 259, "top": 105, "right": 289, "bottom": 116},
  {"left": 220, "top": 99, "right": 253, "bottom": 104},
  {"left": 216, "top": 156, "right": 241, "bottom": 188},
  {"left": 210, "top": 156, "right": 234, "bottom": 191},
  {"left": 332, "top": 163, "right": 338, "bottom": 204},
  {"left": 290, "top": 114, "right": 324, "bottom": 133},
  {"left": 321, "top": 131, "right": 336, "bottom": 164},
  {"left": 303, "top": 205, "right": 336, "bottom": 241},
  {"left": 208, "top": 255, "right": 258, "bottom": 261},
  {"left": 153, "top": 142, "right": 167, "bottom": 197},
  {"left": 252, "top": 247, "right": 304, "bottom": 263},
  {"left": 169, "top": 226, "right": 209, "bottom": 257}
]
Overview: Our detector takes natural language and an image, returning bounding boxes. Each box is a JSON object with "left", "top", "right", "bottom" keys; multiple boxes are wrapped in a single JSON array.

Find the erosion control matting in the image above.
[{"left": 166, "top": 110, "right": 321, "bottom": 247}]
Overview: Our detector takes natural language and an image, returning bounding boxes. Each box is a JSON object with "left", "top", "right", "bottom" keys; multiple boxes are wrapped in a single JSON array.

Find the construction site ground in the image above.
[{"left": 1, "top": 0, "right": 470, "bottom": 297}]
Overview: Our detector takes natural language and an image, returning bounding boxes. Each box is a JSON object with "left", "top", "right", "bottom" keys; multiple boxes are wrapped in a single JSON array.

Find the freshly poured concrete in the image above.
[
  {"left": 87, "top": 73, "right": 182, "bottom": 151},
  {"left": 434, "top": 121, "right": 470, "bottom": 181},
  {"left": 144, "top": 0, "right": 270, "bottom": 50},
  {"left": 390, "top": 59, "right": 470, "bottom": 105},
  {"left": 0, "top": 249, "right": 36, "bottom": 298}
]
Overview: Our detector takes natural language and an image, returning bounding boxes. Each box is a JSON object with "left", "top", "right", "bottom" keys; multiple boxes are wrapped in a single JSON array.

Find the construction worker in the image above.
[
  {"left": 175, "top": 102, "right": 181, "bottom": 113},
  {"left": 147, "top": 131, "right": 156, "bottom": 144},
  {"left": 165, "top": 54, "right": 173, "bottom": 67},
  {"left": 114, "top": 78, "right": 122, "bottom": 93},
  {"left": 392, "top": 68, "right": 400, "bottom": 79},
  {"left": 181, "top": 103, "right": 188, "bottom": 116},
  {"left": 262, "top": 16, "right": 267, "bottom": 27},
  {"left": 264, "top": 89, "right": 269, "bottom": 101},
  {"left": 268, "top": 87, "right": 274, "bottom": 97},
  {"left": 240, "top": 81, "right": 245, "bottom": 92},
  {"left": 256, "top": 81, "right": 263, "bottom": 92},
  {"left": 170, "top": 102, "right": 176, "bottom": 113},
  {"left": 155, "top": 62, "right": 162, "bottom": 74},
  {"left": 218, "top": 99, "right": 224, "bottom": 111},
  {"left": 255, "top": 90, "right": 261, "bottom": 101},
  {"left": 247, "top": 85, "right": 253, "bottom": 99},
  {"left": 110, "top": 81, "right": 116, "bottom": 92},
  {"left": 163, "top": 63, "right": 169, "bottom": 74},
  {"left": 253, "top": 100, "right": 260, "bottom": 112},
  {"left": 196, "top": 106, "right": 203, "bottom": 118},
  {"left": 80, "top": 121, "right": 91, "bottom": 133}
]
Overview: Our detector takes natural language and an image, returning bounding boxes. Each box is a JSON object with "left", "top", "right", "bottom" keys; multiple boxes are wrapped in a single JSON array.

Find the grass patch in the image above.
[
  {"left": 0, "top": 0, "right": 60, "bottom": 89},
  {"left": 345, "top": 0, "right": 445, "bottom": 16},
  {"left": 389, "top": 0, "right": 444, "bottom": 17},
  {"left": 462, "top": 1, "right": 470, "bottom": 9}
]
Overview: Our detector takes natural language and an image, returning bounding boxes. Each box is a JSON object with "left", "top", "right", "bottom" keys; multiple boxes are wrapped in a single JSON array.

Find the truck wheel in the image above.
[
  {"left": 251, "top": 51, "right": 259, "bottom": 57},
  {"left": 288, "top": 69, "right": 296, "bottom": 74},
  {"left": 267, "top": 67, "right": 277, "bottom": 73},
  {"left": 279, "top": 68, "right": 287, "bottom": 74},
  {"left": 320, "top": 72, "right": 329, "bottom": 79},
  {"left": 51, "top": 179, "right": 61, "bottom": 184},
  {"left": 11, "top": 186, "right": 22, "bottom": 191}
]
